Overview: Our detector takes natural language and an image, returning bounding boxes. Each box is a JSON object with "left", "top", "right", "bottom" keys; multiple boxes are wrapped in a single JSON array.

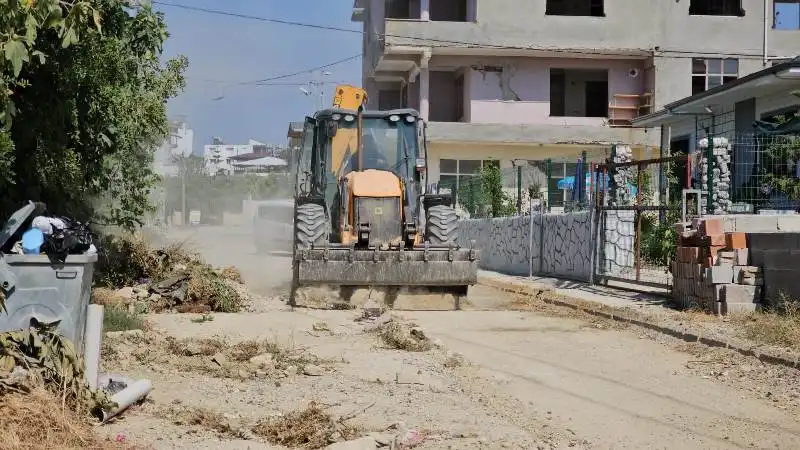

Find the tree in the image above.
[{"left": 0, "top": 0, "right": 187, "bottom": 229}]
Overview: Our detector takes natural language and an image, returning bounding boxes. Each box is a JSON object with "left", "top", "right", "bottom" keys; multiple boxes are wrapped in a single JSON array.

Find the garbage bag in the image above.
[{"left": 42, "top": 217, "right": 94, "bottom": 262}]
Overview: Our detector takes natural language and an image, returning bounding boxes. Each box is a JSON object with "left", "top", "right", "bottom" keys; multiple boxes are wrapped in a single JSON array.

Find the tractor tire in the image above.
[
  {"left": 294, "top": 203, "right": 329, "bottom": 249},
  {"left": 425, "top": 204, "right": 459, "bottom": 245}
]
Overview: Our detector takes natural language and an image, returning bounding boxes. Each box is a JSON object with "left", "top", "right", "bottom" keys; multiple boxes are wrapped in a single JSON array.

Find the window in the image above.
[
  {"left": 550, "top": 68, "right": 608, "bottom": 118},
  {"left": 691, "top": 58, "right": 738, "bottom": 96},
  {"left": 546, "top": 0, "right": 604, "bottom": 16},
  {"left": 689, "top": 0, "right": 744, "bottom": 16},
  {"left": 543, "top": 161, "right": 578, "bottom": 207},
  {"left": 774, "top": 0, "right": 800, "bottom": 30},
  {"left": 438, "top": 159, "right": 494, "bottom": 205},
  {"left": 430, "top": 0, "right": 468, "bottom": 21}
]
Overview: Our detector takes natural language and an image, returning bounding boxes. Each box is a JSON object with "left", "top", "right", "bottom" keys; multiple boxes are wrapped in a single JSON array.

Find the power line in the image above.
[{"left": 151, "top": 1, "right": 776, "bottom": 60}]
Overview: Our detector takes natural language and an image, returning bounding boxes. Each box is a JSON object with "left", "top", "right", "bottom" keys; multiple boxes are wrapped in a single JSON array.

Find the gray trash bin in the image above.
[{"left": 0, "top": 201, "right": 97, "bottom": 353}]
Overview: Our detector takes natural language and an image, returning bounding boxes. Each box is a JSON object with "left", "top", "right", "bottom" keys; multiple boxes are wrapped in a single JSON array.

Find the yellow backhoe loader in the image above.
[{"left": 289, "top": 85, "right": 478, "bottom": 308}]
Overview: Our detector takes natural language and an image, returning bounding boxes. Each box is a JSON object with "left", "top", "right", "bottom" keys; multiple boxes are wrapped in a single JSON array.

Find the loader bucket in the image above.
[{"left": 290, "top": 245, "right": 479, "bottom": 310}]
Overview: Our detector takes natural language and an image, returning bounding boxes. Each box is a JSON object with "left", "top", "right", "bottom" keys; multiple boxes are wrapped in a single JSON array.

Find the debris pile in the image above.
[
  {"left": 251, "top": 401, "right": 363, "bottom": 449},
  {"left": 0, "top": 325, "right": 121, "bottom": 449},
  {"left": 379, "top": 321, "right": 433, "bottom": 352},
  {"left": 95, "top": 233, "right": 247, "bottom": 313},
  {"left": 105, "top": 333, "right": 330, "bottom": 381}
]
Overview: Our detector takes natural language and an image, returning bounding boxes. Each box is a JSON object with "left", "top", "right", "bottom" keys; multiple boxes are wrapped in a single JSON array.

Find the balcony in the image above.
[{"left": 426, "top": 121, "right": 658, "bottom": 148}]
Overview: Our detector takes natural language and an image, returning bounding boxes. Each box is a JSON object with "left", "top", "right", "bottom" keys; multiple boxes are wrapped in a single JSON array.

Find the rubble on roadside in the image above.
[
  {"left": 94, "top": 233, "right": 248, "bottom": 313},
  {"left": 103, "top": 332, "right": 333, "bottom": 381}
]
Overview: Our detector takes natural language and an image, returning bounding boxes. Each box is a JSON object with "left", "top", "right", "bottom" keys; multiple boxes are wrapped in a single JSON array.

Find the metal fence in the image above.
[
  {"left": 702, "top": 133, "right": 800, "bottom": 213},
  {"left": 431, "top": 157, "right": 600, "bottom": 219},
  {"left": 593, "top": 154, "right": 689, "bottom": 289}
]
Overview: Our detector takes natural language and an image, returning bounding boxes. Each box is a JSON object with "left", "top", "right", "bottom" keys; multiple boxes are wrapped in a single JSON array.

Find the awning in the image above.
[{"left": 632, "top": 56, "right": 800, "bottom": 128}]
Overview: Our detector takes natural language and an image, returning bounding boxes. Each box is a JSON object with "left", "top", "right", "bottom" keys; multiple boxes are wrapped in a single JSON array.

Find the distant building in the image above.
[
  {"left": 203, "top": 138, "right": 286, "bottom": 175},
  {"left": 287, "top": 121, "right": 304, "bottom": 174},
  {"left": 153, "top": 118, "right": 194, "bottom": 176}
]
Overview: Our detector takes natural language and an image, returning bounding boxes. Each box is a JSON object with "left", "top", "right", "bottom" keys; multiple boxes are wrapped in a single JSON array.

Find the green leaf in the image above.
[
  {"left": 61, "top": 27, "right": 78, "bottom": 48},
  {"left": 4, "top": 39, "right": 30, "bottom": 77}
]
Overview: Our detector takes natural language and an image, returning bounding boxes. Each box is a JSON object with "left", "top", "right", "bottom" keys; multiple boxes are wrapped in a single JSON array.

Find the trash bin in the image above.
[{"left": 0, "top": 202, "right": 97, "bottom": 353}]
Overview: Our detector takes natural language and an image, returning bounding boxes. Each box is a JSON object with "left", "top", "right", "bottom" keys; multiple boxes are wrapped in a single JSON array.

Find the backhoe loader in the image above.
[{"left": 289, "top": 85, "right": 478, "bottom": 308}]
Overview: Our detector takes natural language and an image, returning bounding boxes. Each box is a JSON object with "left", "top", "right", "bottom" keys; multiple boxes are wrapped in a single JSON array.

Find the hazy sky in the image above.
[{"left": 155, "top": 1, "right": 362, "bottom": 153}]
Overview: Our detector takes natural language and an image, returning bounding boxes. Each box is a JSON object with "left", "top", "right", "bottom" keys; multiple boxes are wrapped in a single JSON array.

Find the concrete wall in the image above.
[
  {"left": 455, "top": 211, "right": 594, "bottom": 281},
  {"left": 384, "top": 0, "right": 798, "bottom": 61}
]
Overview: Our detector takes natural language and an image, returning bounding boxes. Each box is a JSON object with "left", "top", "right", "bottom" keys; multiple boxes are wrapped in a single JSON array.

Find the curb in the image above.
[{"left": 478, "top": 275, "right": 800, "bottom": 371}]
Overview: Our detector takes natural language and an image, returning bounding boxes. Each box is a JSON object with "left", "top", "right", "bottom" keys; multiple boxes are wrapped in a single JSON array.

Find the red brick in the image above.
[
  {"left": 725, "top": 232, "right": 747, "bottom": 249},
  {"left": 704, "top": 233, "right": 726, "bottom": 246},
  {"left": 702, "top": 218, "right": 723, "bottom": 237}
]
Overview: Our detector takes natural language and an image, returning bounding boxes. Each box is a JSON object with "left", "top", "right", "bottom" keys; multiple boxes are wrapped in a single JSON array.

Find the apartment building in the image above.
[
  {"left": 351, "top": 0, "right": 800, "bottom": 206},
  {"left": 203, "top": 139, "right": 275, "bottom": 175},
  {"left": 153, "top": 118, "right": 194, "bottom": 177}
]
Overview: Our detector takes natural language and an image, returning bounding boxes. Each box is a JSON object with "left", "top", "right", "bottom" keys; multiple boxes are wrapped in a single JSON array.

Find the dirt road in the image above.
[{"left": 104, "top": 224, "right": 800, "bottom": 449}]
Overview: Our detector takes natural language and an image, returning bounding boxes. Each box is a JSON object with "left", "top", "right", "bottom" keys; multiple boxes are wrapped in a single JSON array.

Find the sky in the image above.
[{"left": 154, "top": 0, "right": 363, "bottom": 154}]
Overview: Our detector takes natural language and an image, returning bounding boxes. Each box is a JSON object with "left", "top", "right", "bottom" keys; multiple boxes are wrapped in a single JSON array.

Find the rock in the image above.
[
  {"left": 303, "top": 364, "right": 324, "bottom": 376},
  {"left": 248, "top": 353, "right": 274, "bottom": 369},
  {"left": 368, "top": 432, "right": 395, "bottom": 446},
  {"left": 184, "top": 342, "right": 206, "bottom": 356},
  {"left": 325, "top": 437, "right": 377, "bottom": 450},
  {"left": 115, "top": 287, "right": 135, "bottom": 300},
  {"left": 211, "top": 353, "right": 230, "bottom": 368},
  {"left": 395, "top": 370, "right": 422, "bottom": 385},
  {"left": 149, "top": 293, "right": 162, "bottom": 302}
]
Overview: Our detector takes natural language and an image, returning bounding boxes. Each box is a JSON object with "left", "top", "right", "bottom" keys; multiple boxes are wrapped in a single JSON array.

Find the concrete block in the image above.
[
  {"left": 733, "top": 215, "right": 779, "bottom": 233},
  {"left": 733, "top": 248, "right": 749, "bottom": 265},
  {"left": 763, "top": 268, "right": 800, "bottom": 306},
  {"left": 725, "top": 232, "right": 747, "bottom": 249},
  {"left": 762, "top": 249, "right": 800, "bottom": 270},
  {"left": 748, "top": 233, "right": 800, "bottom": 252},
  {"left": 707, "top": 265, "right": 733, "bottom": 284},
  {"left": 723, "top": 284, "right": 762, "bottom": 304},
  {"left": 722, "top": 302, "right": 759, "bottom": 315},
  {"left": 717, "top": 251, "right": 735, "bottom": 266},
  {"left": 712, "top": 284, "right": 725, "bottom": 302},
  {"left": 777, "top": 216, "right": 800, "bottom": 232}
]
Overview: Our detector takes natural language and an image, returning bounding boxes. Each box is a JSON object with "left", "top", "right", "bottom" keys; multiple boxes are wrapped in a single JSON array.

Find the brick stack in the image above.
[{"left": 671, "top": 218, "right": 763, "bottom": 315}]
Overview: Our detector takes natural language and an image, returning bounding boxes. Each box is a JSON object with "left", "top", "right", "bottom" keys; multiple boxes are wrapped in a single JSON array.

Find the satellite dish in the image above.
[{"left": 628, "top": 68, "right": 640, "bottom": 78}]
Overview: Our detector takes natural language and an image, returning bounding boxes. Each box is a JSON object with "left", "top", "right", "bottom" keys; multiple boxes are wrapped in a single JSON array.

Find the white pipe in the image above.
[
  {"left": 83, "top": 304, "right": 104, "bottom": 391},
  {"left": 101, "top": 379, "right": 153, "bottom": 423}
]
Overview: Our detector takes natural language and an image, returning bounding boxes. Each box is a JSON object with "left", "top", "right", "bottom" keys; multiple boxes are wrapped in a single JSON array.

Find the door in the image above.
[{"left": 585, "top": 81, "right": 608, "bottom": 118}]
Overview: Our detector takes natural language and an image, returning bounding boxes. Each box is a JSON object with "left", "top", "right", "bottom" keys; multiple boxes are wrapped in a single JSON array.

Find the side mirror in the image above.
[{"left": 325, "top": 121, "right": 338, "bottom": 138}]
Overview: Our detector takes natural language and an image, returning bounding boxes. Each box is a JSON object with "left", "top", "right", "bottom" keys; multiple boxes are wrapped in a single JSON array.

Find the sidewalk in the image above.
[{"left": 476, "top": 270, "right": 800, "bottom": 370}]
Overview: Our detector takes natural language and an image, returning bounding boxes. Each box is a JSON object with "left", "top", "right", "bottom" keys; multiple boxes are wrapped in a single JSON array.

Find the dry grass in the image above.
[
  {"left": 0, "top": 387, "right": 128, "bottom": 450},
  {"left": 92, "top": 288, "right": 128, "bottom": 308},
  {"left": 163, "top": 403, "right": 234, "bottom": 436},
  {"left": 219, "top": 266, "right": 244, "bottom": 284},
  {"left": 379, "top": 322, "right": 432, "bottom": 352},
  {"left": 730, "top": 296, "right": 800, "bottom": 351},
  {"left": 103, "top": 306, "right": 145, "bottom": 332},
  {"left": 504, "top": 292, "right": 626, "bottom": 331},
  {"left": 156, "top": 337, "right": 326, "bottom": 378},
  {"left": 252, "top": 402, "right": 362, "bottom": 449}
]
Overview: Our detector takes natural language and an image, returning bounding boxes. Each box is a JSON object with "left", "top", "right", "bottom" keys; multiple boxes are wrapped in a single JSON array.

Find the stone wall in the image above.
[
  {"left": 597, "top": 210, "right": 636, "bottom": 278},
  {"left": 456, "top": 211, "right": 594, "bottom": 281}
]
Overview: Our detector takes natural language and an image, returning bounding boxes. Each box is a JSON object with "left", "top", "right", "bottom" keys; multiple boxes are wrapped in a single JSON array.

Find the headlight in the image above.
[
  {"left": 405, "top": 115, "right": 415, "bottom": 123},
  {"left": 332, "top": 114, "right": 342, "bottom": 120},
  {"left": 344, "top": 115, "right": 355, "bottom": 122},
  {"left": 389, "top": 115, "right": 400, "bottom": 122}
]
